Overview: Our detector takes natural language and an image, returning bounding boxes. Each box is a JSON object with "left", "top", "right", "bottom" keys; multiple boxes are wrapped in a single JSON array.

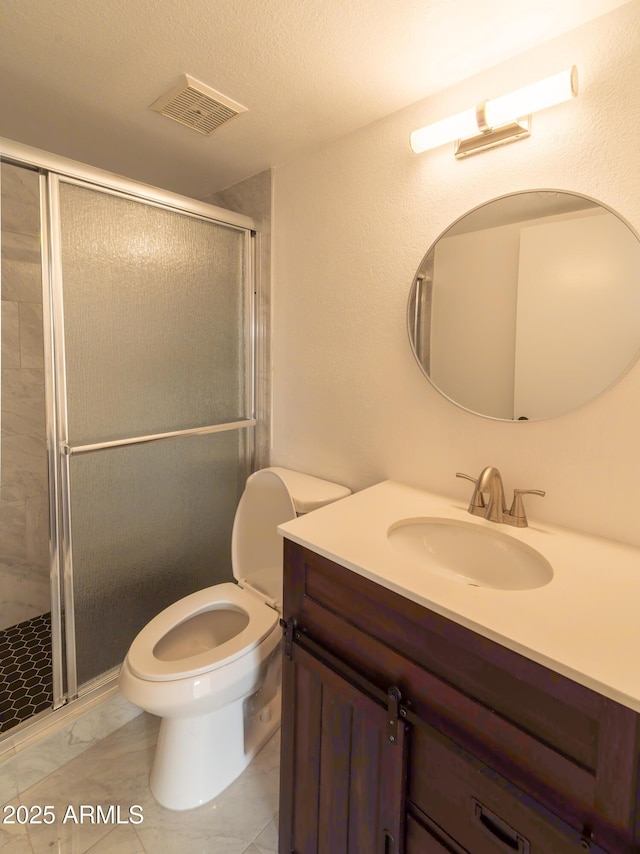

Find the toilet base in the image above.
[{"left": 149, "top": 689, "right": 281, "bottom": 811}]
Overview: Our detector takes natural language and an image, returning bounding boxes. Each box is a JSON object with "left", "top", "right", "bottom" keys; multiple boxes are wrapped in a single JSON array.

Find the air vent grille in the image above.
[{"left": 150, "top": 75, "right": 247, "bottom": 135}]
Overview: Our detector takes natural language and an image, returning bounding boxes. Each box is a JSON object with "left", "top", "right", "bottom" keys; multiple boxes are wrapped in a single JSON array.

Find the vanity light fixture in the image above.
[{"left": 410, "top": 66, "right": 578, "bottom": 158}]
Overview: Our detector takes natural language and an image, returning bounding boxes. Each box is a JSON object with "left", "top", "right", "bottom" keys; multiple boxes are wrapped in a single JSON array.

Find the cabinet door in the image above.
[{"left": 279, "top": 638, "right": 407, "bottom": 854}]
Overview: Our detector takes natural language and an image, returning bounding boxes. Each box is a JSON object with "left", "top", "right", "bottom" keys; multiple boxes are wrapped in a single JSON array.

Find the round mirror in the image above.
[{"left": 408, "top": 190, "right": 640, "bottom": 420}]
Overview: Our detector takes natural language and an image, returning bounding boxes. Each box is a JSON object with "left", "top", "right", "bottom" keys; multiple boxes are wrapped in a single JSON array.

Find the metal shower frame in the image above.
[{"left": 0, "top": 137, "right": 258, "bottom": 716}]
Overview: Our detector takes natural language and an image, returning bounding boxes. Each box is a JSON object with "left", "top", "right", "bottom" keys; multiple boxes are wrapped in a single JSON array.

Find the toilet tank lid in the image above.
[{"left": 264, "top": 467, "right": 351, "bottom": 513}]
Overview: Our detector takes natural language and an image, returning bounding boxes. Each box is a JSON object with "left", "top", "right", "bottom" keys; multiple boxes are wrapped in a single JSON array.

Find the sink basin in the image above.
[{"left": 387, "top": 517, "right": 553, "bottom": 590}]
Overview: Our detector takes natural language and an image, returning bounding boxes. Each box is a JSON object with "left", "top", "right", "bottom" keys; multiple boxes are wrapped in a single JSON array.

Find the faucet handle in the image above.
[
  {"left": 508, "top": 488, "right": 546, "bottom": 527},
  {"left": 456, "top": 472, "right": 485, "bottom": 509}
]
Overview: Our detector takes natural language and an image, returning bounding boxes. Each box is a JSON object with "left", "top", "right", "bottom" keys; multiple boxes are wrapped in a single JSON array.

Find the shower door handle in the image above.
[{"left": 61, "top": 417, "right": 256, "bottom": 456}]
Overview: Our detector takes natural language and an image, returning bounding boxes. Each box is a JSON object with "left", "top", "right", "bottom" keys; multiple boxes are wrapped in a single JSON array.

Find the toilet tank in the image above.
[
  {"left": 266, "top": 467, "right": 352, "bottom": 513},
  {"left": 231, "top": 467, "right": 351, "bottom": 606}
]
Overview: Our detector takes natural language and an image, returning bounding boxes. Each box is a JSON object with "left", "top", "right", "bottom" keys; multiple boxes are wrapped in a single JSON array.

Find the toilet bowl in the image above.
[{"left": 119, "top": 466, "right": 350, "bottom": 811}]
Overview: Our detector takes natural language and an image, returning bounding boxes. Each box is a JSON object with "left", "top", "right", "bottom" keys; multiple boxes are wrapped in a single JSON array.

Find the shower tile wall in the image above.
[{"left": 0, "top": 163, "right": 50, "bottom": 632}]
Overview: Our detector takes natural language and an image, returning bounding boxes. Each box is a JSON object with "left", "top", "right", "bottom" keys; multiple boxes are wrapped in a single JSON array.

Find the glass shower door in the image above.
[{"left": 51, "top": 177, "right": 254, "bottom": 691}]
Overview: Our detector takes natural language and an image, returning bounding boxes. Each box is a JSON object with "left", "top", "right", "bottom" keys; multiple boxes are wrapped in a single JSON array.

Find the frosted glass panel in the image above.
[
  {"left": 59, "top": 182, "right": 248, "bottom": 444},
  {"left": 56, "top": 179, "right": 254, "bottom": 690},
  {"left": 71, "top": 430, "right": 248, "bottom": 685}
]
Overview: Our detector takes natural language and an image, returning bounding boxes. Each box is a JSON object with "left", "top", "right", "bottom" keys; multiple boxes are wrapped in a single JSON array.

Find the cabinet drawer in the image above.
[
  {"left": 405, "top": 813, "right": 468, "bottom": 854},
  {"left": 409, "top": 725, "right": 593, "bottom": 854}
]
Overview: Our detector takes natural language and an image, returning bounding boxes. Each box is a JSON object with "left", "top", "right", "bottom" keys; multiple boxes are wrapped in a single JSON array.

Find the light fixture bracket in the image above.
[{"left": 454, "top": 117, "right": 531, "bottom": 159}]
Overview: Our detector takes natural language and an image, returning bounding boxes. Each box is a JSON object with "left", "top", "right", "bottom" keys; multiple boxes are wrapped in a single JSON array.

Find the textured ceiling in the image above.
[{"left": 0, "top": 0, "right": 630, "bottom": 198}]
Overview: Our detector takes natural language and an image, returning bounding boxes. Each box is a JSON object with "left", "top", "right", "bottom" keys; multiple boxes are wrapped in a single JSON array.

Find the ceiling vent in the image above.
[{"left": 149, "top": 75, "right": 247, "bottom": 135}]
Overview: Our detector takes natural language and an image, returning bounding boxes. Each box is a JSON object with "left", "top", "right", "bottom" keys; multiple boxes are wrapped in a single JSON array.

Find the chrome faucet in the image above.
[{"left": 456, "top": 467, "right": 545, "bottom": 527}]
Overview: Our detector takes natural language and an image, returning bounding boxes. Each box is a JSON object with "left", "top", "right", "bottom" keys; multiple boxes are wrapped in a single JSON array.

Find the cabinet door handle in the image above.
[
  {"left": 472, "top": 798, "right": 530, "bottom": 854},
  {"left": 382, "top": 829, "right": 395, "bottom": 853}
]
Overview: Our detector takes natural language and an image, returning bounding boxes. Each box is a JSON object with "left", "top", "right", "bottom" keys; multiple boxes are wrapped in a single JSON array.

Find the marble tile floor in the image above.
[{"left": 0, "top": 710, "right": 280, "bottom": 854}]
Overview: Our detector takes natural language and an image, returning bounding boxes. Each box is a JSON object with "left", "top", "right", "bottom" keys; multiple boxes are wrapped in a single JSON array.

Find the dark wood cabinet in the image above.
[
  {"left": 279, "top": 539, "right": 640, "bottom": 854},
  {"left": 280, "top": 631, "right": 407, "bottom": 853}
]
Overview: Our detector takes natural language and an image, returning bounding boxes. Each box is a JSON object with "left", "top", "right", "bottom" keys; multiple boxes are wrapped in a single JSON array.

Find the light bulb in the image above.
[
  {"left": 410, "top": 66, "right": 578, "bottom": 156},
  {"left": 485, "top": 67, "right": 578, "bottom": 128},
  {"left": 410, "top": 107, "right": 478, "bottom": 154}
]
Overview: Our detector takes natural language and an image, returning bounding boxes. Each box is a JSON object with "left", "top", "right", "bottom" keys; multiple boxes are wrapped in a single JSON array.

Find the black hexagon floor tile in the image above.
[{"left": 0, "top": 613, "right": 52, "bottom": 733}]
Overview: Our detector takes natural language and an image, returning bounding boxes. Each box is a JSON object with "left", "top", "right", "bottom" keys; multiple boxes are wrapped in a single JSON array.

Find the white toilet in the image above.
[{"left": 119, "top": 466, "right": 350, "bottom": 811}]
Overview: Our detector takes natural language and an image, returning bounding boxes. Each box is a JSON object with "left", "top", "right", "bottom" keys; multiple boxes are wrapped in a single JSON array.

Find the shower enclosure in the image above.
[
  {"left": 0, "top": 143, "right": 257, "bottom": 733},
  {"left": 0, "top": 162, "right": 52, "bottom": 730}
]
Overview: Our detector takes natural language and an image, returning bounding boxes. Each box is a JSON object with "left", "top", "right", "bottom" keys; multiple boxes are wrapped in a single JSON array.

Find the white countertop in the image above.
[{"left": 278, "top": 480, "right": 640, "bottom": 713}]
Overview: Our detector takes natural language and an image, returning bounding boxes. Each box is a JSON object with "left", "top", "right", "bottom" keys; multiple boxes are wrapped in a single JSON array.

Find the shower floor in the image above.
[{"left": 0, "top": 612, "right": 52, "bottom": 733}]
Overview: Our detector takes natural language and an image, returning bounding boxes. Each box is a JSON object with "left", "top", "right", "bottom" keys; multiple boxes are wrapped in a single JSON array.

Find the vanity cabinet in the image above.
[{"left": 278, "top": 540, "right": 640, "bottom": 854}]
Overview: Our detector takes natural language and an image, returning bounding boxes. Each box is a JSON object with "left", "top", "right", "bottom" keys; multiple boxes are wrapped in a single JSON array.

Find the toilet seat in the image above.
[{"left": 126, "top": 582, "right": 278, "bottom": 682}]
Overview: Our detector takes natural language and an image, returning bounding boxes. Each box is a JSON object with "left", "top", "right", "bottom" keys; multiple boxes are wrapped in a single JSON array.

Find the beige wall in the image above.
[{"left": 271, "top": 2, "right": 640, "bottom": 546}]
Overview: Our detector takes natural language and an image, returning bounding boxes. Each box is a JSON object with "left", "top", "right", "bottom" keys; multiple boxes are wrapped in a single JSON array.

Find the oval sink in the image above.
[{"left": 387, "top": 517, "right": 553, "bottom": 590}]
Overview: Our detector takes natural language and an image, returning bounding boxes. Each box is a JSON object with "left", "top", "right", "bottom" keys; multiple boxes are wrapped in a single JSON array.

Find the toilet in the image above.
[{"left": 118, "top": 466, "right": 350, "bottom": 811}]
